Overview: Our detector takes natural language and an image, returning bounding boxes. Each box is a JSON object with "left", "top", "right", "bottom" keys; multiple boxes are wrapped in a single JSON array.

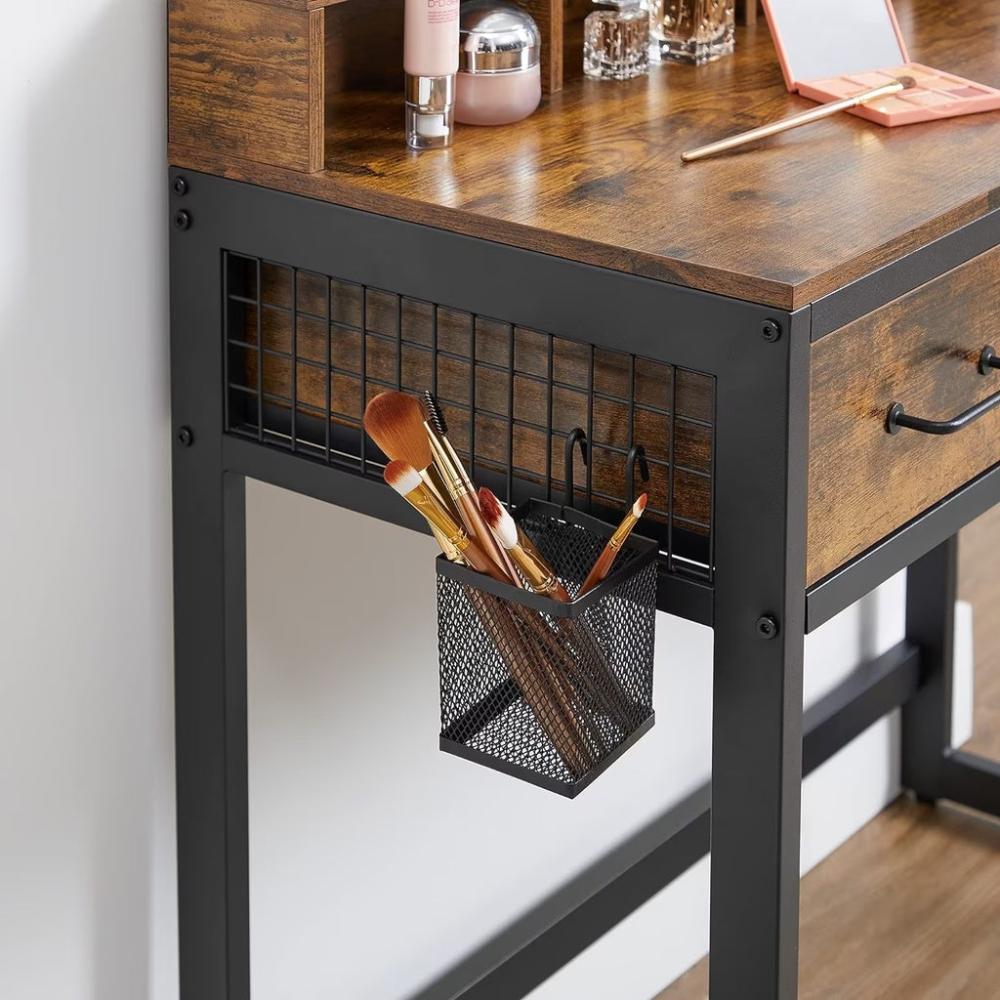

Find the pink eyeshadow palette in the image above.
[
  {"left": 800, "top": 64, "right": 1000, "bottom": 126},
  {"left": 761, "top": 0, "right": 1000, "bottom": 127}
]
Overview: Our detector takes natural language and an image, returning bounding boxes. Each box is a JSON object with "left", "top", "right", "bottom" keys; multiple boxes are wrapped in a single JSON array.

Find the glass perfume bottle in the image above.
[
  {"left": 583, "top": 0, "right": 650, "bottom": 81},
  {"left": 649, "top": 0, "right": 734, "bottom": 65}
]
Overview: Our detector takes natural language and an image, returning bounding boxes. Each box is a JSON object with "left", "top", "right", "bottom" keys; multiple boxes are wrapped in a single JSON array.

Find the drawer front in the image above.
[{"left": 807, "top": 245, "right": 1000, "bottom": 585}]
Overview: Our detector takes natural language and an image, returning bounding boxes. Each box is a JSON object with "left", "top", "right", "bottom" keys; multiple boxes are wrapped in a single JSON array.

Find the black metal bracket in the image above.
[
  {"left": 625, "top": 444, "right": 650, "bottom": 505},
  {"left": 563, "top": 428, "right": 588, "bottom": 508}
]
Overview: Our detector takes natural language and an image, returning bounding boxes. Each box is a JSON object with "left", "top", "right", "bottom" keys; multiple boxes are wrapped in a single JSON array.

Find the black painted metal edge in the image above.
[
  {"left": 440, "top": 713, "right": 656, "bottom": 800},
  {"left": 806, "top": 460, "right": 1000, "bottom": 632},
  {"left": 407, "top": 637, "right": 921, "bottom": 1000},
  {"left": 941, "top": 750, "right": 1000, "bottom": 818},
  {"left": 811, "top": 208, "right": 1000, "bottom": 339}
]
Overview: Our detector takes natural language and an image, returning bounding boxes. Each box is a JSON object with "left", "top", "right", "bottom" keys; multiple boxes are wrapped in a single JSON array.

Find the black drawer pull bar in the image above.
[{"left": 886, "top": 345, "right": 1000, "bottom": 436}]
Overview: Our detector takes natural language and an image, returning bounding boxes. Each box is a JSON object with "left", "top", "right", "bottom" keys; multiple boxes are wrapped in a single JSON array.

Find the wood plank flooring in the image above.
[{"left": 656, "top": 798, "right": 1000, "bottom": 1000}]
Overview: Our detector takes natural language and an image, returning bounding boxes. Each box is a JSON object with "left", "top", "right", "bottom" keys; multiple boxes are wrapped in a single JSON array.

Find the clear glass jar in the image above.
[
  {"left": 583, "top": 0, "right": 650, "bottom": 81},
  {"left": 649, "top": 0, "right": 734, "bottom": 65}
]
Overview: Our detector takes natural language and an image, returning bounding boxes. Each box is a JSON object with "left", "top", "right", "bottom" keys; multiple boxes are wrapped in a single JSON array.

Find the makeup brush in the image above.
[
  {"left": 384, "top": 461, "right": 509, "bottom": 583},
  {"left": 478, "top": 488, "right": 637, "bottom": 734},
  {"left": 478, "top": 488, "right": 572, "bottom": 602},
  {"left": 421, "top": 392, "right": 519, "bottom": 584},
  {"left": 681, "top": 76, "right": 916, "bottom": 162},
  {"left": 577, "top": 494, "right": 648, "bottom": 598},
  {"left": 365, "top": 391, "right": 463, "bottom": 561}
]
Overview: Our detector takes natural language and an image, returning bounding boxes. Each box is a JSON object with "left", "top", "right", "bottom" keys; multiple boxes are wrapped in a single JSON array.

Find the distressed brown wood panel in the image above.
[
  {"left": 169, "top": 0, "right": 324, "bottom": 172},
  {"left": 806, "top": 246, "right": 1000, "bottom": 585},
  {"left": 518, "top": 0, "right": 564, "bottom": 93},
  {"left": 171, "top": 0, "right": 1000, "bottom": 308}
]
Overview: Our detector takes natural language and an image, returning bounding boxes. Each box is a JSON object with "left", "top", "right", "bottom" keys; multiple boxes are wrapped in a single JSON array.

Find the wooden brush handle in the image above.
[{"left": 468, "top": 589, "right": 594, "bottom": 777}]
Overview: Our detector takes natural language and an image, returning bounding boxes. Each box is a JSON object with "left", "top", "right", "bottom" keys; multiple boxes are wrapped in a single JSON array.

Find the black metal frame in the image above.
[{"left": 169, "top": 169, "right": 1000, "bottom": 1000}]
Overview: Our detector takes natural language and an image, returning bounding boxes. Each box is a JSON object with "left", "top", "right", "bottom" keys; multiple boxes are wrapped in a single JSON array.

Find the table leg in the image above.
[
  {"left": 171, "top": 204, "right": 251, "bottom": 998},
  {"left": 707, "top": 318, "right": 808, "bottom": 999}
]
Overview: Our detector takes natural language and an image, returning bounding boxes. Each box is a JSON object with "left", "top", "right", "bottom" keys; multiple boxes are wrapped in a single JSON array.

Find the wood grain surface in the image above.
[
  {"left": 169, "top": 0, "right": 325, "bottom": 172},
  {"left": 170, "top": 0, "right": 1000, "bottom": 308},
  {"left": 657, "top": 796, "right": 1000, "bottom": 1000},
  {"left": 806, "top": 246, "right": 1000, "bottom": 585}
]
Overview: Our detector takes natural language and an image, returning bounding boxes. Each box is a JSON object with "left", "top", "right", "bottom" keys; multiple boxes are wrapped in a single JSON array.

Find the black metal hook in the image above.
[
  {"left": 625, "top": 444, "right": 650, "bottom": 504},
  {"left": 564, "top": 428, "right": 588, "bottom": 508}
]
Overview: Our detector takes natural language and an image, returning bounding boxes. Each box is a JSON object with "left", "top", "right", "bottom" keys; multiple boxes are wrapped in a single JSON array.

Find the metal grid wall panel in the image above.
[{"left": 223, "top": 250, "right": 716, "bottom": 579}]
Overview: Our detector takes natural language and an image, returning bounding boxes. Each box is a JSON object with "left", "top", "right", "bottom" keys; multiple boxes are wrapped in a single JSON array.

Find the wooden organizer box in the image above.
[{"left": 169, "top": 0, "right": 759, "bottom": 173}]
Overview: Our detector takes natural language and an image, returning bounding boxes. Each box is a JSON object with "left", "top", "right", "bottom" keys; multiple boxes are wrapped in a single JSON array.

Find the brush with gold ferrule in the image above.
[
  {"left": 478, "top": 488, "right": 572, "bottom": 602},
  {"left": 577, "top": 494, "right": 648, "bottom": 598},
  {"left": 364, "top": 391, "right": 463, "bottom": 561},
  {"left": 421, "top": 391, "right": 520, "bottom": 584},
  {"left": 384, "top": 461, "right": 509, "bottom": 583}
]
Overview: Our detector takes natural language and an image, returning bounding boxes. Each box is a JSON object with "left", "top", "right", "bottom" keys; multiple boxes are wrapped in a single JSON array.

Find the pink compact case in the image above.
[{"left": 760, "top": 0, "right": 1000, "bottom": 126}]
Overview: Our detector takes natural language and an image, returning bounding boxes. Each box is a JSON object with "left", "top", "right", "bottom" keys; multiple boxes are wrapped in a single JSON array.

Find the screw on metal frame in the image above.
[
  {"left": 755, "top": 614, "right": 779, "bottom": 639},
  {"left": 177, "top": 426, "right": 194, "bottom": 447},
  {"left": 173, "top": 176, "right": 189, "bottom": 196},
  {"left": 761, "top": 319, "right": 781, "bottom": 342},
  {"left": 174, "top": 210, "right": 192, "bottom": 231}
]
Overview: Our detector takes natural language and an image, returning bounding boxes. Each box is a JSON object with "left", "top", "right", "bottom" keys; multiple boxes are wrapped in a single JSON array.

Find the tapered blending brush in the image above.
[
  {"left": 364, "top": 391, "right": 463, "bottom": 561},
  {"left": 577, "top": 494, "right": 648, "bottom": 598},
  {"left": 421, "top": 391, "right": 519, "bottom": 583},
  {"left": 478, "top": 488, "right": 572, "bottom": 602},
  {"left": 384, "top": 461, "right": 509, "bottom": 583}
]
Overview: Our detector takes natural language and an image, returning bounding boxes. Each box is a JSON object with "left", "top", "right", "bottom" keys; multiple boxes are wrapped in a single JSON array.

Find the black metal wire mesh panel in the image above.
[
  {"left": 223, "top": 250, "right": 715, "bottom": 579},
  {"left": 438, "top": 504, "right": 657, "bottom": 797}
]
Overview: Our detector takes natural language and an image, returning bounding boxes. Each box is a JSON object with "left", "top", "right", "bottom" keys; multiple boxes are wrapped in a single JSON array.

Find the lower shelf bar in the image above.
[
  {"left": 407, "top": 637, "right": 922, "bottom": 1000},
  {"left": 940, "top": 750, "right": 1000, "bottom": 818}
]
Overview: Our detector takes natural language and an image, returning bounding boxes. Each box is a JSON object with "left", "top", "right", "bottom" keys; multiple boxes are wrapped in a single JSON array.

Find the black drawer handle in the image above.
[{"left": 886, "top": 345, "right": 1000, "bottom": 435}]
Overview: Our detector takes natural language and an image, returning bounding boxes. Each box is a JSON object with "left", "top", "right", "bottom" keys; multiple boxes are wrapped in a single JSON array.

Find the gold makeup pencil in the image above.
[{"left": 577, "top": 494, "right": 647, "bottom": 597}]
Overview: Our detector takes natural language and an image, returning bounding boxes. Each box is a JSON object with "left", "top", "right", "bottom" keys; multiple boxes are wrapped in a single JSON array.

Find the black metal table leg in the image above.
[
  {"left": 901, "top": 537, "right": 957, "bottom": 802},
  {"left": 708, "top": 315, "right": 810, "bottom": 999},
  {"left": 171, "top": 202, "right": 251, "bottom": 1000},
  {"left": 902, "top": 535, "right": 1000, "bottom": 817}
]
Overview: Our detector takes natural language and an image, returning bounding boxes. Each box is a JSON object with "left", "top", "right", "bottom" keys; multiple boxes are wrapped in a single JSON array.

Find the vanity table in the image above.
[{"left": 168, "top": 0, "right": 1000, "bottom": 995}]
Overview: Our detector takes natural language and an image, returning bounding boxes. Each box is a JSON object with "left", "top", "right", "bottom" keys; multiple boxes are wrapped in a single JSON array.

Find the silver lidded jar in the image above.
[{"left": 456, "top": 1, "right": 542, "bottom": 126}]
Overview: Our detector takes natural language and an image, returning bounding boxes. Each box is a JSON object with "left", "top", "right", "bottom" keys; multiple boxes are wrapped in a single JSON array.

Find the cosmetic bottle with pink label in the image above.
[{"left": 405, "top": 0, "right": 461, "bottom": 148}]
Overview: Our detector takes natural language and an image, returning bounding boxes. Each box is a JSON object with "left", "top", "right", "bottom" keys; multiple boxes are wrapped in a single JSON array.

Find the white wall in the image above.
[
  {"left": 246, "top": 482, "right": 907, "bottom": 1000},
  {"left": 0, "top": 4, "right": 947, "bottom": 999},
  {"left": 0, "top": 3, "right": 176, "bottom": 1000}
]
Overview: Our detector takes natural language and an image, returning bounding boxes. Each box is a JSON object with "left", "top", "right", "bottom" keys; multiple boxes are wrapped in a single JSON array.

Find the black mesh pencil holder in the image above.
[{"left": 437, "top": 499, "right": 658, "bottom": 798}]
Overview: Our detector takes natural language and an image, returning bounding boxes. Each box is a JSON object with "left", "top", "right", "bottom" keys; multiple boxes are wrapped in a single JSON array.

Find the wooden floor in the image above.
[
  {"left": 656, "top": 798, "right": 1000, "bottom": 1000},
  {"left": 658, "top": 510, "right": 1000, "bottom": 1000}
]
